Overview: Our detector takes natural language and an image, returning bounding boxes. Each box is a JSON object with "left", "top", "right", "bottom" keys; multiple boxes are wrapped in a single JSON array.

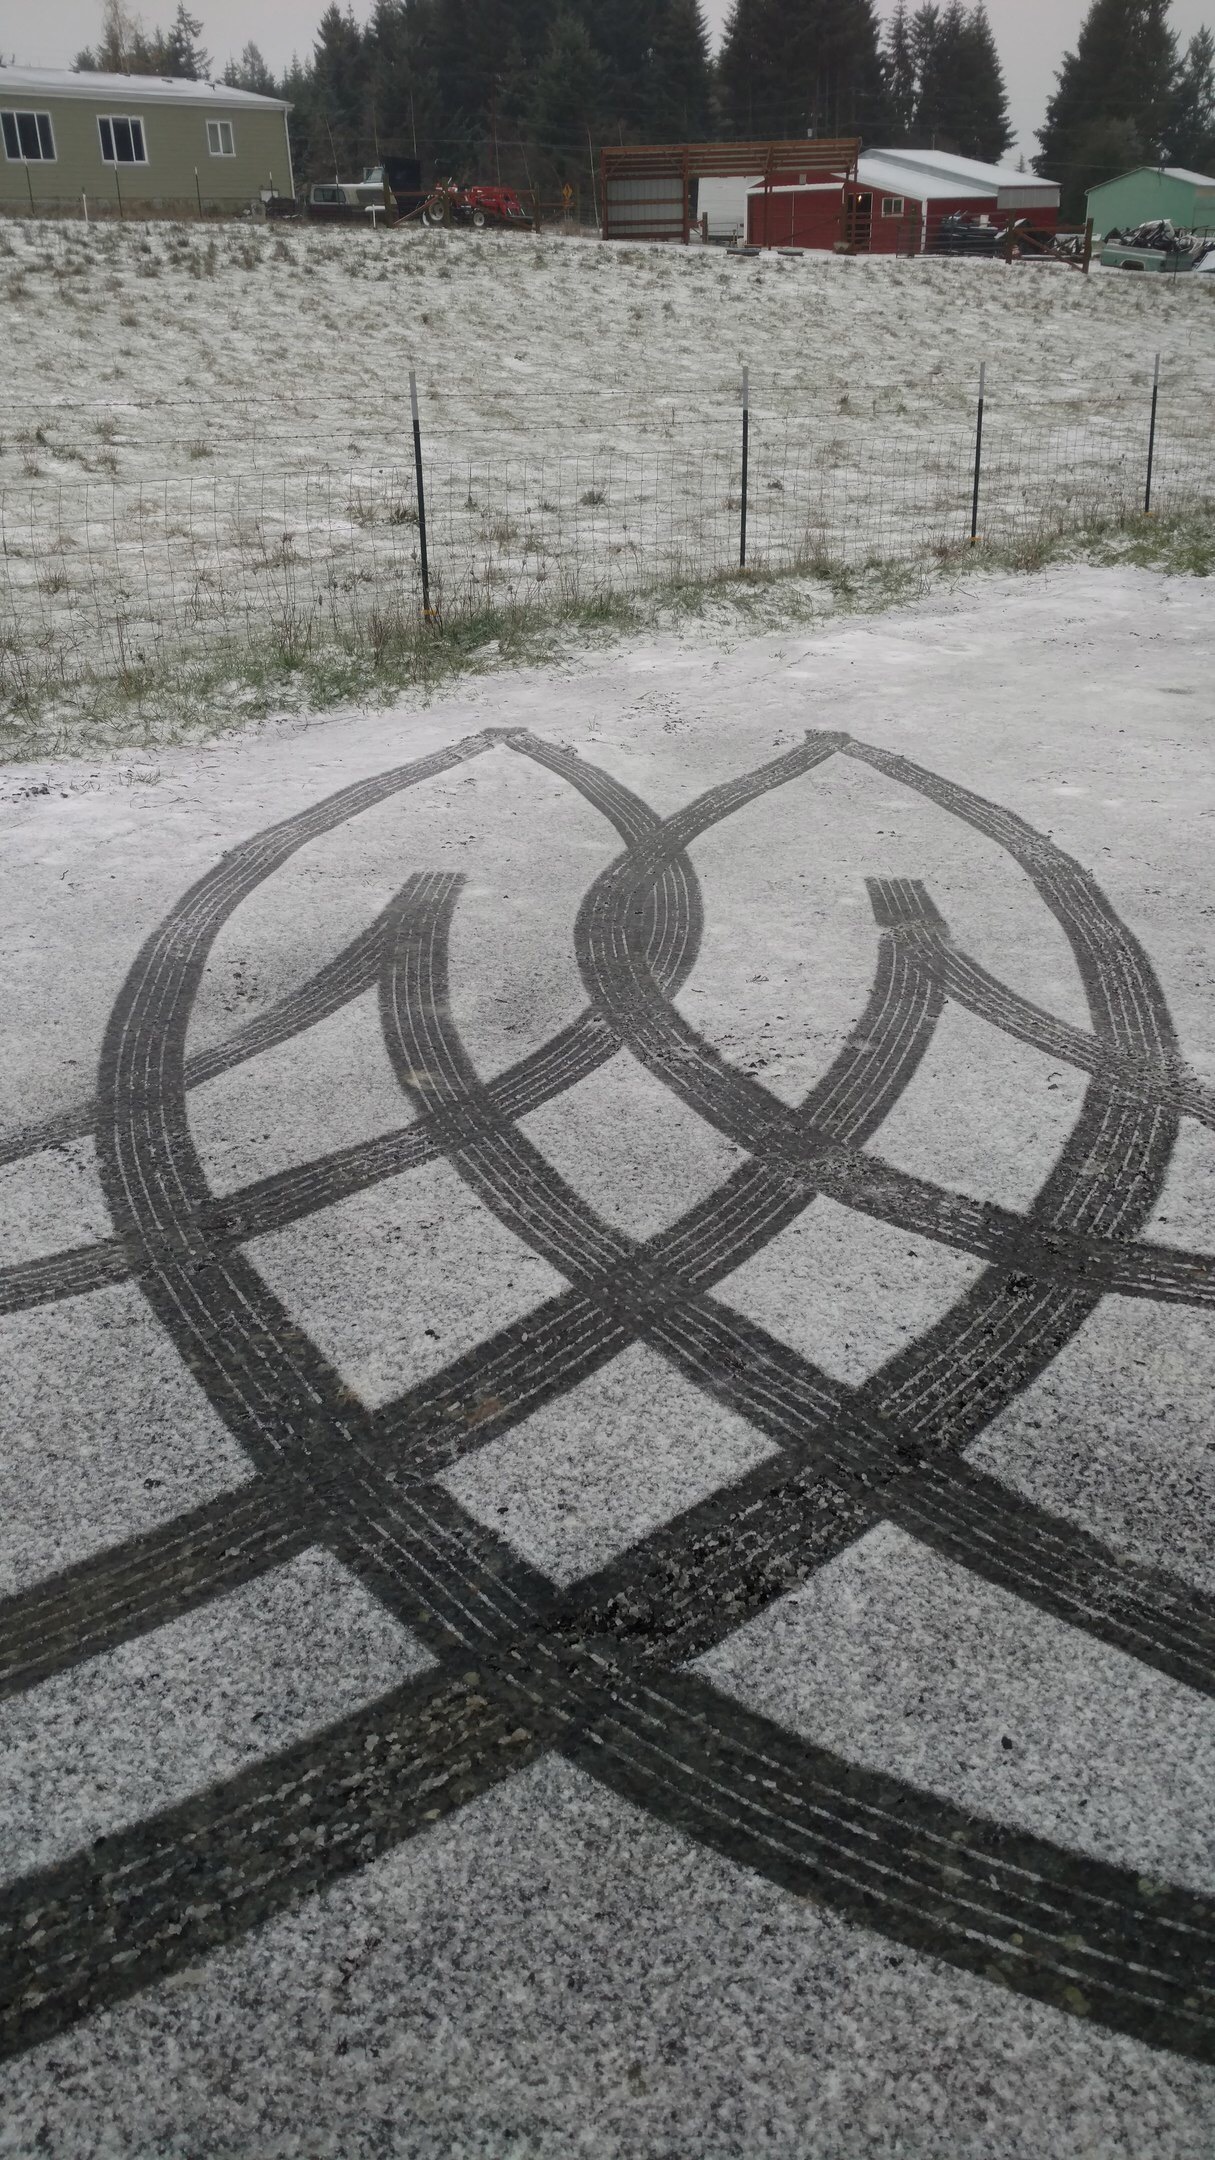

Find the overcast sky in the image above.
[{"left": 5, "top": 0, "right": 1213, "bottom": 154}]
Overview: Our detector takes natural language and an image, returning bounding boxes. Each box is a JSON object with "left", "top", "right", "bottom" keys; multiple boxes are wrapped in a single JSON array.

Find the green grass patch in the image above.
[{"left": 3, "top": 506, "right": 1212, "bottom": 763}]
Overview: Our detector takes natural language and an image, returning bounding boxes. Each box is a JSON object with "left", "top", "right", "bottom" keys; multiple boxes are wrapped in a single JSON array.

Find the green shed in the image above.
[
  {"left": 1087, "top": 165, "right": 1215, "bottom": 238},
  {"left": 0, "top": 67, "right": 292, "bottom": 217}
]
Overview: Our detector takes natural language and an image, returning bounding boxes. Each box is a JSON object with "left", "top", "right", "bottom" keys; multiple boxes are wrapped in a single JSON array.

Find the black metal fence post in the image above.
[
  {"left": 739, "top": 365, "right": 749, "bottom": 569},
  {"left": 1144, "top": 351, "right": 1161, "bottom": 516},
  {"left": 970, "top": 362, "right": 986, "bottom": 544},
  {"left": 409, "top": 367, "right": 435, "bottom": 621}
]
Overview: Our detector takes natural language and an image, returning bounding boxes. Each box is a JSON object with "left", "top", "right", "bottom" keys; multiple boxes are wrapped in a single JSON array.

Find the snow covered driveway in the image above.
[{"left": 1, "top": 567, "right": 1213, "bottom": 2156}]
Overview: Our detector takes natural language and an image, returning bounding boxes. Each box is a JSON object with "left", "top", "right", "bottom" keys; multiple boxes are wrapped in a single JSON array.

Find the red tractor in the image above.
[{"left": 420, "top": 180, "right": 534, "bottom": 230}]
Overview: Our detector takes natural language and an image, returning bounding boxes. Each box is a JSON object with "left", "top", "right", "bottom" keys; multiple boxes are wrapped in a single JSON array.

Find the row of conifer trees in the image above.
[{"left": 71, "top": 1, "right": 1014, "bottom": 191}]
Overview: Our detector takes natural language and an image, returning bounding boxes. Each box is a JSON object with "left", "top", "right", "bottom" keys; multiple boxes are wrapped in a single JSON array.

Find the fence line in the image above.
[{"left": 2, "top": 370, "right": 1213, "bottom": 712}]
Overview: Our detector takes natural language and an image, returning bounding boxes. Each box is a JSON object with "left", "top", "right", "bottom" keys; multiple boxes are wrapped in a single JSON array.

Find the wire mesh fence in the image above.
[{"left": 3, "top": 387, "right": 1213, "bottom": 713}]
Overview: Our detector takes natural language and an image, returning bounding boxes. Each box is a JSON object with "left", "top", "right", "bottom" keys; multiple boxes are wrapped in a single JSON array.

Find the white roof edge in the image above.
[
  {"left": 862, "top": 146, "right": 1058, "bottom": 195},
  {"left": 1088, "top": 165, "right": 1215, "bottom": 189},
  {"left": 0, "top": 66, "right": 288, "bottom": 110},
  {"left": 1080, "top": 163, "right": 1210, "bottom": 193},
  {"left": 856, "top": 155, "right": 1027, "bottom": 201},
  {"left": 746, "top": 182, "right": 842, "bottom": 195}
]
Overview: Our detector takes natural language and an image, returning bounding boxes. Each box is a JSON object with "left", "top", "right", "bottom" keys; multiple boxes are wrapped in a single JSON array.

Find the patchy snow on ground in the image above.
[
  {"left": 2, "top": 218, "right": 1214, "bottom": 700},
  {"left": 7, "top": 217, "right": 1215, "bottom": 468}
]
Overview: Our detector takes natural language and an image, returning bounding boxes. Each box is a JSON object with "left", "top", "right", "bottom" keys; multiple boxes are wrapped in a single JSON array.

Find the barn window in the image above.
[
  {"left": 206, "top": 119, "right": 235, "bottom": 157},
  {"left": 1, "top": 111, "right": 56, "bottom": 162},
  {"left": 97, "top": 116, "right": 148, "bottom": 166},
  {"left": 881, "top": 196, "right": 905, "bottom": 218}
]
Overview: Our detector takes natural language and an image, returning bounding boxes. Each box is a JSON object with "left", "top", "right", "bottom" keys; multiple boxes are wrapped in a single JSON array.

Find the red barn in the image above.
[
  {"left": 742, "top": 170, "right": 855, "bottom": 252},
  {"left": 747, "top": 149, "right": 1060, "bottom": 254}
]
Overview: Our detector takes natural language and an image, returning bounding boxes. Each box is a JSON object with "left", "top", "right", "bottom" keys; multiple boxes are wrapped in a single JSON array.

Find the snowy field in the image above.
[
  {"left": 3, "top": 216, "right": 1215, "bottom": 706},
  {"left": 1, "top": 569, "right": 1214, "bottom": 2154}
]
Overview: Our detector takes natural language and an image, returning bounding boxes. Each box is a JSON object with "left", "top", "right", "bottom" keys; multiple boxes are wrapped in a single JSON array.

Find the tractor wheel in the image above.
[
  {"left": 422, "top": 201, "right": 447, "bottom": 228},
  {"left": 471, "top": 209, "right": 487, "bottom": 228}
]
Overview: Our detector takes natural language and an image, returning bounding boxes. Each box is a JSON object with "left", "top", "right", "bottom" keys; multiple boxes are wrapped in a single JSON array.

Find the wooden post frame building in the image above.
[
  {"left": 0, "top": 68, "right": 292, "bottom": 216},
  {"left": 600, "top": 140, "right": 861, "bottom": 245}
]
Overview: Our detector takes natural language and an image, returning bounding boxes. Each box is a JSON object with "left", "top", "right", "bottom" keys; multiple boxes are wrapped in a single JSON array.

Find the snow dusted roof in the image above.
[
  {"left": 1087, "top": 164, "right": 1215, "bottom": 197},
  {"left": 857, "top": 154, "right": 987, "bottom": 202},
  {"left": 0, "top": 66, "right": 288, "bottom": 111},
  {"left": 868, "top": 147, "right": 1049, "bottom": 192},
  {"left": 869, "top": 147, "right": 1029, "bottom": 190}
]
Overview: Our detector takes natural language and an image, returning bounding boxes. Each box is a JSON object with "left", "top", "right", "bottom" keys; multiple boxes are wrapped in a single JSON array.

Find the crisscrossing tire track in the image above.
[{"left": 1, "top": 726, "right": 1213, "bottom": 2069}]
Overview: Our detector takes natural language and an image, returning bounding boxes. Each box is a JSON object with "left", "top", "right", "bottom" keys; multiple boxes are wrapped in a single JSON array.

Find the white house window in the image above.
[
  {"left": 206, "top": 119, "right": 235, "bottom": 157},
  {"left": 881, "top": 196, "right": 905, "bottom": 218},
  {"left": 98, "top": 116, "right": 148, "bottom": 166},
  {"left": 2, "top": 110, "right": 56, "bottom": 162}
]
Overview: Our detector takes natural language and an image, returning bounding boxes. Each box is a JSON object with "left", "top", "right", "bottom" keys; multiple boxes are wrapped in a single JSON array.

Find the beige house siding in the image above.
[{"left": 0, "top": 91, "right": 291, "bottom": 213}]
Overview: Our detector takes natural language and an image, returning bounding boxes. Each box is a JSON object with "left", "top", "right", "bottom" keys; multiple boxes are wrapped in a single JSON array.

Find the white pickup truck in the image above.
[{"left": 306, "top": 161, "right": 425, "bottom": 222}]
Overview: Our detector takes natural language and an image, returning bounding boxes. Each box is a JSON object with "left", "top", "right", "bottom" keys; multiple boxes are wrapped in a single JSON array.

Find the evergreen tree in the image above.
[
  {"left": 1168, "top": 26, "right": 1215, "bottom": 170},
  {"left": 428, "top": 0, "right": 552, "bottom": 168},
  {"left": 904, "top": 5, "right": 942, "bottom": 138},
  {"left": 162, "top": 4, "right": 210, "bottom": 78},
  {"left": 915, "top": 1, "right": 1011, "bottom": 158},
  {"left": 221, "top": 42, "right": 276, "bottom": 96},
  {"left": 917, "top": 1, "right": 968, "bottom": 148},
  {"left": 589, "top": 0, "right": 658, "bottom": 140},
  {"left": 308, "top": 4, "right": 368, "bottom": 175},
  {"left": 280, "top": 52, "right": 319, "bottom": 182},
  {"left": 884, "top": 1, "right": 917, "bottom": 139},
  {"left": 530, "top": 12, "right": 606, "bottom": 176},
  {"left": 718, "top": 0, "right": 890, "bottom": 142},
  {"left": 496, "top": 35, "right": 538, "bottom": 179},
  {"left": 883, "top": 0, "right": 1013, "bottom": 159},
  {"left": 1036, "top": 0, "right": 1178, "bottom": 215},
  {"left": 365, "top": 0, "right": 439, "bottom": 163},
  {"left": 646, "top": 0, "right": 713, "bottom": 139},
  {"left": 588, "top": 0, "right": 712, "bottom": 142},
  {"left": 960, "top": 4, "right": 1013, "bottom": 160},
  {"left": 717, "top": 0, "right": 782, "bottom": 138}
]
